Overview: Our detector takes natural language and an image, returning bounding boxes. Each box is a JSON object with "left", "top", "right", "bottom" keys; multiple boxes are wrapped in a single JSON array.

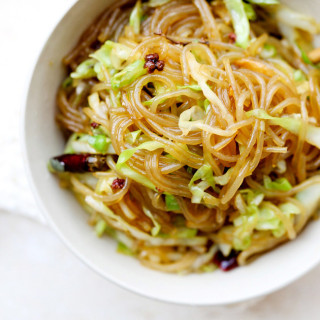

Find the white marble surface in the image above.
[{"left": 1, "top": 0, "right": 320, "bottom": 319}]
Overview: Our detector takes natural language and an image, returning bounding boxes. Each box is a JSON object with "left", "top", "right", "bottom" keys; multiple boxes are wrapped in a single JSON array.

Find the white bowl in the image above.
[{"left": 23, "top": 0, "right": 320, "bottom": 306}]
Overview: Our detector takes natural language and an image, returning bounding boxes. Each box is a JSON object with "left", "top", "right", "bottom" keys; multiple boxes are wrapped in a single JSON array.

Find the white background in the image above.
[{"left": 1, "top": 0, "right": 320, "bottom": 319}]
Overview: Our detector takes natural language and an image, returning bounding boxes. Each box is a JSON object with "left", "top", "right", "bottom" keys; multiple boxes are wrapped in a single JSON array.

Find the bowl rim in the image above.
[{"left": 21, "top": 0, "right": 320, "bottom": 306}]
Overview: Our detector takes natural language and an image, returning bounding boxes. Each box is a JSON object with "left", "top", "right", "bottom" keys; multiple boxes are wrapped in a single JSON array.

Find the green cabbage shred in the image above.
[
  {"left": 71, "top": 59, "right": 97, "bottom": 79},
  {"left": 246, "top": 109, "right": 320, "bottom": 149},
  {"left": 95, "top": 220, "right": 108, "bottom": 237},
  {"left": 117, "top": 242, "right": 135, "bottom": 256},
  {"left": 111, "top": 60, "right": 147, "bottom": 89},
  {"left": 263, "top": 176, "right": 292, "bottom": 191},
  {"left": 129, "top": 0, "right": 143, "bottom": 34},
  {"left": 165, "top": 194, "right": 180, "bottom": 211},
  {"left": 224, "top": 0, "right": 250, "bottom": 48}
]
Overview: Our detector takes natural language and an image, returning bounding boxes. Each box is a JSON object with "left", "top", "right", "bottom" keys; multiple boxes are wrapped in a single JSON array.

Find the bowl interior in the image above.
[{"left": 24, "top": 0, "right": 320, "bottom": 305}]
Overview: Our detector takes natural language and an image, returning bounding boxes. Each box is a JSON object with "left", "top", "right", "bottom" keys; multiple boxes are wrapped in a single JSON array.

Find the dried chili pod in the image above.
[{"left": 49, "top": 154, "right": 109, "bottom": 173}]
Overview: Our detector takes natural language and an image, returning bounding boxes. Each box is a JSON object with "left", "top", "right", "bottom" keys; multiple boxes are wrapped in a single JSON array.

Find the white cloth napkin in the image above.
[
  {"left": 0, "top": 134, "right": 39, "bottom": 219},
  {"left": 0, "top": 0, "right": 76, "bottom": 222}
]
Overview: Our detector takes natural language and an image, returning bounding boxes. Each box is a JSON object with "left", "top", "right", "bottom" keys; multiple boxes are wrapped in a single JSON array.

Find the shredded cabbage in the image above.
[
  {"left": 153, "top": 81, "right": 168, "bottom": 95},
  {"left": 88, "top": 93, "right": 111, "bottom": 131},
  {"left": 243, "top": 2, "right": 256, "bottom": 21},
  {"left": 246, "top": 109, "right": 320, "bottom": 149},
  {"left": 125, "top": 130, "right": 142, "bottom": 144},
  {"left": 90, "top": 40, "right": 132, "bottom": 71},
  {"left": 115, "top": 141, "right": 164, "bottom": 190},
  {"left": 179, "top": 106, "right": 237, "bottom": 136},
  {"left": 293, "top": 69, "right": 306, "bottom": 82},
  {"left": 90, "top": 135, "right": 111, "bottom": 153},
  {"left": 179, "top": 106, "right": 206, "bottom": 135},
  {"left": 86, "top": 195, "right": 207, "bottom": 246},
  {"left": 165, "top": 194, "right": 180, "bottom": 211},
  {"left": 95, "top": 173, "right": 118, "bottom": 195},
  {"left": 215, "top": 168, "right": 233, "bottom": 186},
  {"left": 144, "top": 83, "right": 195, "bottom": 107},
  {"left": 203, "top": 99, "right": 210, "bottom": 114},
  {"left": 186, "top": 52, "right": 234, "bottom": 125},
  {"left": 177, "top": 85, "right": 202, "bottom": 91},
  {"left": 219, "top": 243, "right": 233, "bottom": 257},
  {"left": 95, "top": 219, "right": 108, "bottom": 237},
  {"left": 233, "top": 190, "right": 263, "bottom": 250},
  {"left": 188, "top": 164, "right": 220, "bottom": 206},
  {"left": 86, "top": 195, "right": 128, "bottom": 229},
  {"left": 148, "top": 0, "right": 170, "bottom": 7},
  {"left": 187, "top": 166, "right": 233, "bottom": 206},
  {"left": 263, "top": 176, "right": 292, "bottom": 191},
  {"left": 299, "top": 47, "right": 314, "bottom": 65},
  {"left": 92, "top": 124, "right": 109, "bottom": 137},
  {"left": 175, "top": 228, "right": 197, "bottom": 238},
  {"left": 116, "top": 163, "right": 156, "bottom": 191},
  {"left": 247, "top": 0, "right": 279, "bottom": 4},
  {"left": 143, "top": 95, "right": 168, "bottom": 106},
  {"left": 275, "top": 160, "right": 287, "bottom": 174},
  {"left": 117, "top": 141, "right": 165, "bottom": 165},
  {"left": 143, "top": 207, "right": 161, "bottom": 236},
  {"left": 129, "top": 0, "right": 143, "bottom": 34},
  {"left": 255, "top": 206, "right": 282, "bottom": 231},
  {"left": 62, "top": 77, "right": 73, "bottom": 88},
  {"left": 260, "top": 44, "right": 277, "bottom": 59},
  {"left": 171, "top": 216, "right": 198, "bottom": 238},
  {"left": 93, "top": 62, "right": 105, "bottom": 81},
  {"left": 232, "top": 188, "right": 300, "bottom": 250},
  {"left": 96, "top": 220, "right": 136, "bottom": 254},
  {"left": 279, "top": 202, "right": 300, "bottom": 215},
  {"left": 64, "top": 133, "right": 113, "bottom": 154},
  {"left": 71, "top": 59, "right": 96, "bottom": 79},
  {"left": 200, "top": 264, "right": 218, "bottom": 273},
  {"left": 224, "top": 0, "right": 250, "bottom": 48},
  {"left": 64, "top": 133, "right": 82, "bottom": 153},
  {"left": 240, "top": 189, "right": 265, "bottom": 207},
  {"left": 116, "top": 140, "right": 199, "bottom": 191},
  {"left": 90, "top": 44, "right": 112, "bottom": 70},
  {"left": 233, "top": 210, "right": 258, "bottom": 250},
  {"left": 117, "top": 242, "right": 135, "bottom": 256},
  {"left": 111, "top": 60, "right": 147, "bottom": 89},
  {"left": 296, "top": 184, "right": 320, "bottom": 217},
  {"left": 115, "top": 141, "right": 164, "bottom": 189},
  {"left": 186, "top": 166, "right": 194, "bottom": 174}
]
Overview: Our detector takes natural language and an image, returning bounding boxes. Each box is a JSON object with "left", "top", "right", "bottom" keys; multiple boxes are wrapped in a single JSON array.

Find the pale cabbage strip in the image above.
[
  {"left": 148, "top": 88, "right": 202, "bottom": 113},
  {"left": 179, "top": 105, "right": 253, "bottom": 136},
  {"left": 85, "top": 196, "right": 207, "bottom": 246},
  {"left": 186, "top": 51, "right": 234, "bottom": 125},
  {"left": 224, "top": 0, "right": 250, "bottom": 48},
  {"left": 247, "top": 109, "right": 320, "bottom": 149}
]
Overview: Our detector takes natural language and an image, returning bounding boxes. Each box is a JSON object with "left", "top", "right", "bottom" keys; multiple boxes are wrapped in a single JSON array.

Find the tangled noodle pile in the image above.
[{"left": 49, "top": 0, "right": 320, "bottom": 273}]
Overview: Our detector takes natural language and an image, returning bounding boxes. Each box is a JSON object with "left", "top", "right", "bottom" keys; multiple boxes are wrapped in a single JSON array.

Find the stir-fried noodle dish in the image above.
[{"left": 49, "top": 0, "right": 320, "bottom": 273}]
